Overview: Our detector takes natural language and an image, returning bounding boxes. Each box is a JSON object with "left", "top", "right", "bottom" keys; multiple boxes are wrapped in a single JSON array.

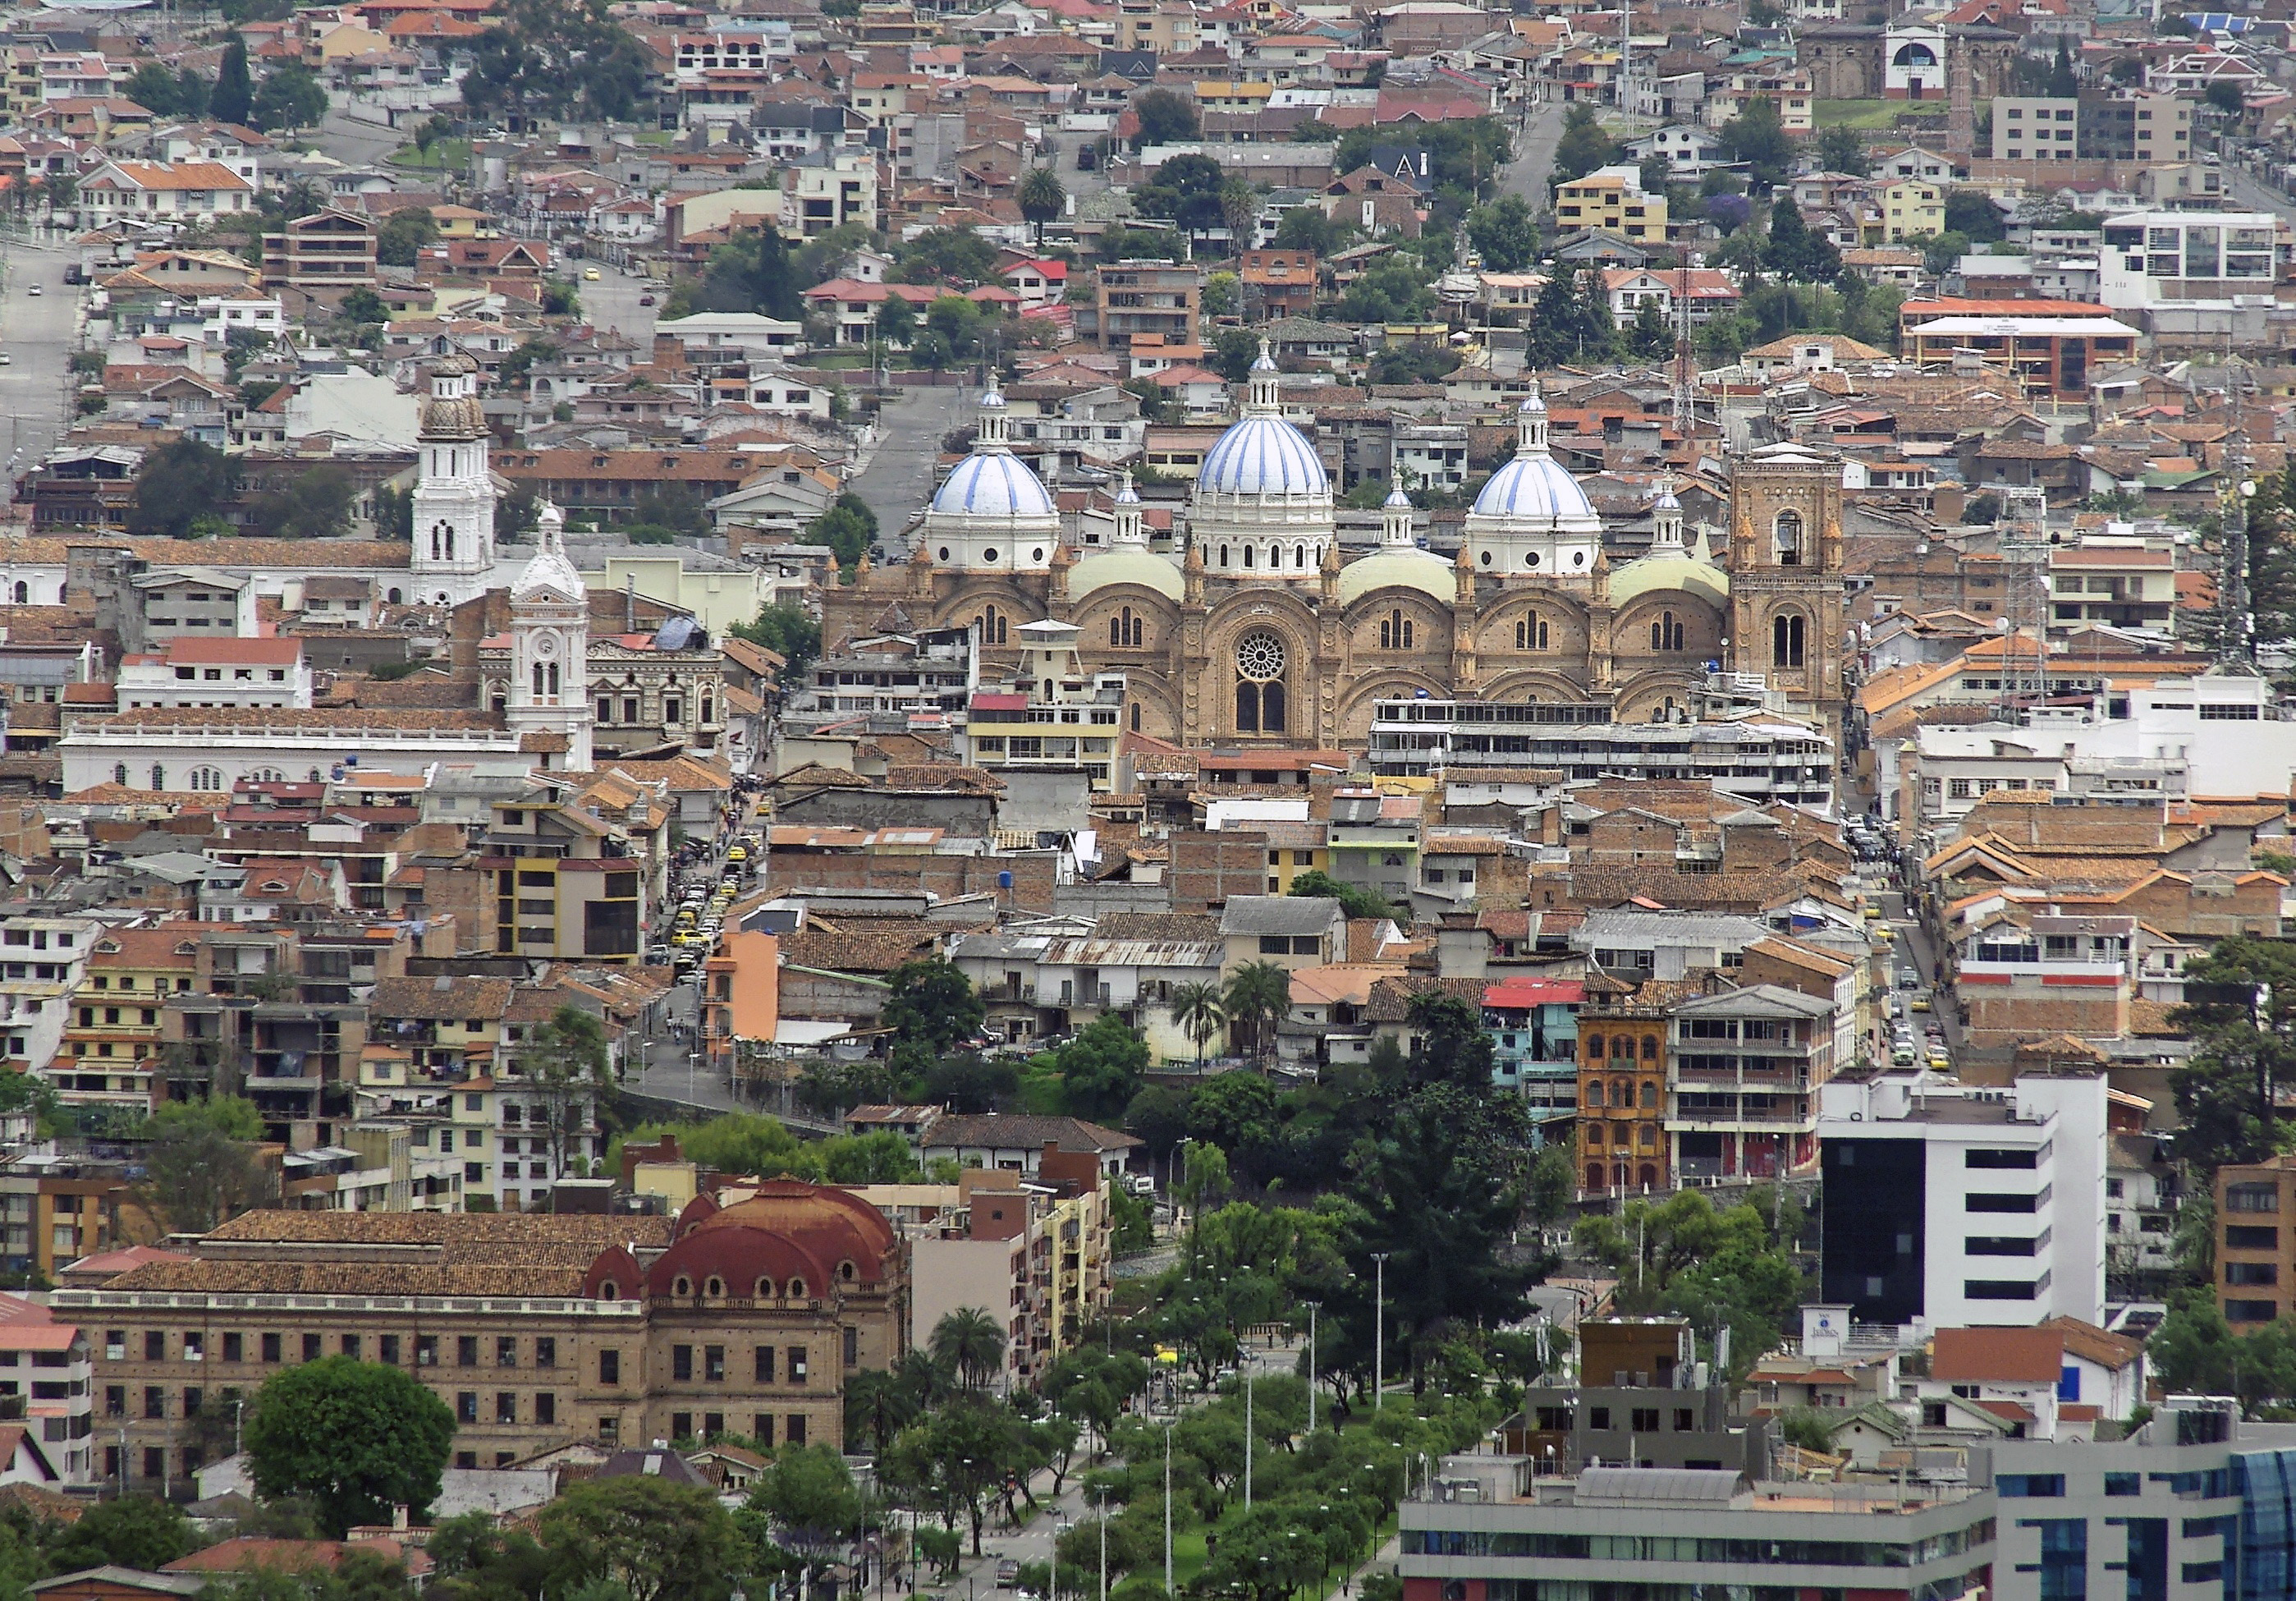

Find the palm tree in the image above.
[
  {"left": 930, "top": 1306, "right": 1008, "bottom": 1392},
  {"left": 1017, "top": 165, "right": 1066, "bottom": 248},
  {"left": 1222, "top": 961, "right": 1290, "bottom": 1069},
  {"left": 1170, "top": 980, "right": 1226, "bottom": 1067}
]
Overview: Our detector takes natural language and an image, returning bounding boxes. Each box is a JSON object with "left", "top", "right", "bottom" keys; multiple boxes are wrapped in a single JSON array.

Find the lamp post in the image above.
[
  {"left": 1370, "top": 1253, "right": 1389, "bottom": 1412},
  {"left": 1244, "top": 1362, "right": 1253, "bottom": 1510},
  {"left": 1097, "top": 1488, "right": 1108, "bottom": 1601},
  {"left": 1303, "top": 1301, "right": 1318, "bottom": 1434},
  {"left": 1162, "top": 1420, "right": 1175, "bottom": 1599}
]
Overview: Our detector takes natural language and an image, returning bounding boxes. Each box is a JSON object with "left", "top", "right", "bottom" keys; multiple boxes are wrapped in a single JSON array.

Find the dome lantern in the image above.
[{"left": 1382, "top": 484, "right": 1414, "bottom": 548}]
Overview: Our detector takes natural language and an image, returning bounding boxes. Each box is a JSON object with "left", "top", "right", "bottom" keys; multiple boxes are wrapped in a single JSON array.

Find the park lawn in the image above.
[
  {"left": 387, "top": 136, "right": 471, "bottom": 170},
  {"left": 1814, "top": 99, "right": 1946, "bottom": 129},
  {"left": 1171, "top": 1527, "right": 1211, "bottom": 1586}
]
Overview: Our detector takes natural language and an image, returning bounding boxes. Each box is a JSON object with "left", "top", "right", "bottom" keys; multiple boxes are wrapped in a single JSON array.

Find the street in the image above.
[
  {"left": 576, "top": 259, "right": 661, "bottom": 346},
  {"left": 1500, "top": 102, "right": 1570, "bottom": 215},
  {"left": 0, "top": 241, "right": 75, "bottom": 492},
  {"left": 850, "top": 384, "right": 968, "bottom": 551}
]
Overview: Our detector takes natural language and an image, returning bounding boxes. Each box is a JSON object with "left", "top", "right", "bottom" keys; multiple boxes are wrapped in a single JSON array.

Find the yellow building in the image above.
[
  {"left": 428, "top": 204, "right": 491, "bottom": 240},
  {"left": 1554, "top": 166, "right": 1667, "bottom": 241},
  {"left": 1882, "top": 180, "right": 1945, "bottom": 242},
  {"left": 1263, "top": 820, "right": 1328, "bottom": 893}
]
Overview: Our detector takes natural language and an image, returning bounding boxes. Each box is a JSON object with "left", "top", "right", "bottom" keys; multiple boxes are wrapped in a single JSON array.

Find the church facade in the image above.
[{"left": 829, "top": 346, "right": 1848, "bottom": 749}]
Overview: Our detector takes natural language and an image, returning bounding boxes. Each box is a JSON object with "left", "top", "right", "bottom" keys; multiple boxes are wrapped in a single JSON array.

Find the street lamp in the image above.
[
  {"left": 1163, "top": 1419, "right": 1175, "bottom": 1599},
  {"left": 1243, "top": 1362, "right": 1253, "bottom": 1510},
  {"left": 1302, "top": 1301, "right": 1318, "bottom": 1434},
  {"left": 1369, "top": 1253, "right": 1389, "bottom": 1413}
]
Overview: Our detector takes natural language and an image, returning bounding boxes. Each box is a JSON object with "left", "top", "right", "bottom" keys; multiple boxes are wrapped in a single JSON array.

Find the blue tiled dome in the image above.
[
  {"left": 931, "top": 450, "right": 1056, "bottom": 517},
  {"left": 1472, "top": 454, "right": 1600, "bottom": 525},
  {"left": 1196, "top": 415, "right": 1329, "bottom": 497}
]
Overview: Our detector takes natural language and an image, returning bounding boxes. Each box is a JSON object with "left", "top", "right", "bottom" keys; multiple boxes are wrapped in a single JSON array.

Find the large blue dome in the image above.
[
  {"left": 932, "top": 450, "right": 1056, "bottom": 517},
  {"left": 1472, "top": 455, "right": 1600, "bottom": 529},
  {"left": 1196, "top": 414, "right": 1329, "bottom": 497}
]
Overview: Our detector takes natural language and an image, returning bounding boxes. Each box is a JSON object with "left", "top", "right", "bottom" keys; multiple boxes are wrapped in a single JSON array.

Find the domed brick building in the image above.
[
  {"left": 582, "top": 1179, "right": 908, "bottom": 1452},
  {"left": 832, "top": 358, "right": 1848, "bottom": 746}
]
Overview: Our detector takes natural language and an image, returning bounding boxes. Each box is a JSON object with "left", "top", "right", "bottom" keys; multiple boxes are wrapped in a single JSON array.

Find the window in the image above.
[
  {"left": 2227, "top": 1183, "right": 2280, "bottom": 1213},
  {"left": 341, "top": 1334, "right": 360, "bottom": 1359},
  {"left": 1651, "top": 610, "right": 1684, "bottom": 651},
  {"left": 497, "top": 1337, "right": 517, "bottom": 1369},
  {"left": 755, "top": 1346, "right": 775, "bottom": 1383},
  {"left": 787, "top": 1415, "right": 808, "bottom": 1445},
  {"left": 1378, "top": 610, "right": 1414, "bottom": 650},
  {"left": 1235, "top": 631, "right": 1285, "bottom": 733},
  {"left": 1773, "top": 509, "right": 1803, "bottom": 565},
  {"left": 2225, "top": 1225, "right": 2279, "bottom": 1250},
  {"left": 457, "top": 1392, "right": 479, "bottom": 1424},
  {"left": 1631, "top": 1407, "right": 1660, "bottom": 1432},
  {"left": 1999, "top": 1475, "right": 2066, "bottom": 1498},
  {"left": 1515, "top": 614, "right": 1547, "bottom": 650},
  {"left": 674, "top": 1345, "right": 693, "bottom": 1382},
  {"left": 787, "top": 1346, "right": 808, "bottom": 1383},
  {"left": 599, "top": 1349, "right": 621, "bottom": 1384},
  {"left": 1111, "top": 608, "right": 1143, "bottom": 649},
  {"left": 416, "top": 1336, "right": 438, "bottom": 1367},
  {"left": 495, "top": 1392, "right": 516, "bottom": 1424},
  {"left": 457, "top": 1336, "right": 479, "bottom": 1367},
  {"left": 262, "top": 1333, "right": 282, "bottom": 1363},
  {"left": 1771, "top": 613, "right": 1805, "bottom": 668},
  {"left": 845, "top": 1328, "right": 859, "bottom": 1369},
  {"left": 222, "top": 1333, "right": 242, "bottom": 1363},
  {"left": 754, "top": 1415, "right": 775, "bottom": 1447},
  {"left": 535, "top": 1337, "right": 556, "bottom": 1369},
  {"left": 381, "top": 1335, "right": 400, "bottom": 1366},
  {"left": 535, "top": 1392, "right": 556, "bottom": 1425},
  {"left": 705, "top": 1345, "right": 726, "bottom": 1382},
  {"left": 302, "top": 1333, "right": 322, "bottom": 1362},
  {"left": 144, "top": 1331, "right": 163, "bottom": 1361},
  {"left": 144, "top": 1386, "right": 165, "bottom": 1420},
  {"left": 2226, "top": 1261, "right": 2278, "bottom": 1286},
  {"left": 2105, "top": 1473, "right": 2141, "bottom": 1497}
]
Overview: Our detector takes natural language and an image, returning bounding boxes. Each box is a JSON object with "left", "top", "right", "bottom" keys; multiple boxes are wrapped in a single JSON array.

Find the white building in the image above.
[
  {"left": 956, "top": 619, "right": 1125, "bottom": 790},
  {"left": 408, "top": 354, "right": 497, "bottom": 607},
  {"left": 76, "top": 161, "right": 254, "bottom": 228},
  {"left": 1817, "top": 1068, "right": 2109, "bottom": 1333},
  {"left": 2098, "top": 211, "right": 2277, "bottom": 311},
  {"left": 0, "top": 917, "right": 96, "bottom": 1075},
  {"left": 114, "top": 637, "right": 313, "bottom": 710}
]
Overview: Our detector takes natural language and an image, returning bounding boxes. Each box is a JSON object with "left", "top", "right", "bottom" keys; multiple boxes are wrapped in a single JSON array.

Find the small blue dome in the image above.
[
  {"left": 1196, "top": 415, "right": 1329, "bottom": 498},
  {"left": 1473, "top": 455, "right": 1599, "bottom": 525},
  {"left": 932, "top": 451, "right": 1056, "bottom": 518}
]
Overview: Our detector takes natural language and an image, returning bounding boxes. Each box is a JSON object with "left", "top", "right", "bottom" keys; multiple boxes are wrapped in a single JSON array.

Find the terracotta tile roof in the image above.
[
  {"left": 109, "top": 1259, "right": 589, "bottom": 1296},
  {"left": 2038, "top": 1316, "right": 2145, "bottom": 1370},
  {"left": 369, "top": 975, "right": 515, "bottom": 1020},
  {"left": 201, "top": 1209, "right": 671, "bottom": 1249},
  {"left": 1932, "top": 1325, "right": 2062, "bottom": 1384},
  {"left": 1364, "top": 974, "right": 1487, "bottom": 1023},
  {"left": 781, "top": 919, "right": 936, "bottom": 975}
]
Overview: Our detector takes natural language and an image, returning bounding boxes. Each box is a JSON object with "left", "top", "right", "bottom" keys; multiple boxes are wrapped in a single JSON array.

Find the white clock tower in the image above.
[
  {"left": 507, "top": 502, "right": 593, "bottom": 771},
  {"left": 409, "top": 353, "right": 494, "bottom": 604}
]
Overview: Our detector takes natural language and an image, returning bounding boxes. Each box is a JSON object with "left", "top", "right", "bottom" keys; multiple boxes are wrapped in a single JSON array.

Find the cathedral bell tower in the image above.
[
  {"left": 410, "top": 353, "right": 494, "bottom": 605},
  {"left": 508, "top": 502, "right": 594, "bottom": 771},
  {"left": 1725, "top": 449, "right": 1848, "bottom": 743}
]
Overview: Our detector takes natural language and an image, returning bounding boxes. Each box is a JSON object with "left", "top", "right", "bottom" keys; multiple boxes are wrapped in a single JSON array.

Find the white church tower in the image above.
[
  {"left": 410, "top": 353, "right": 494, "bottom": 604},
  {"left": 507, "top": 502, "right": 593, "bottom": 771}
]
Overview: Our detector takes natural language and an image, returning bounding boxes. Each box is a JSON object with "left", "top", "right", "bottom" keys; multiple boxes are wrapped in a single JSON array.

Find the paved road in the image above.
[
  {"left": 318, "top": 99, "right": 417, "bottom": 170},
  {"left": 576, "top": 259, "right": 661, "bottom": 346},
  {"left": 850, "top": 384, "right": 969, "bottom": 553},
  {"left": 2225, "top": 161, "right": 2296, "bottom": 227},
  {"left": 0, "top": 242, "right": 76, "bottom": 494},
  {"left": 1499, "top": 102, "right": 1571, "bottom": 218}
]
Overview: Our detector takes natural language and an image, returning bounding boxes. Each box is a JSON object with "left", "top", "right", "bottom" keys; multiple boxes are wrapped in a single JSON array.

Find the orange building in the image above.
[{"left": 1574, "top": 978, "right": 1691, "bottom": 1195}]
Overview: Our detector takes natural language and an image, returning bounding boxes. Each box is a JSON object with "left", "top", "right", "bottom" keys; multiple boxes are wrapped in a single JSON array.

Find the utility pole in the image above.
[
  {"left": 1244, "top": 1362, "right": 1253, "bottom": 1509},
  {"left": 2223, "top": 373, "right": 2257, "bottom": 668},
  {"left": 1371, "top": 1252, "right": 1389, "bottom": 1412}
]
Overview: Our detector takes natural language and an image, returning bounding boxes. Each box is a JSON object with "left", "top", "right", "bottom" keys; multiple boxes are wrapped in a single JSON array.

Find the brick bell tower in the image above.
[{"left": 1725, "top": 450, "right": 1849, "bottom": 745}]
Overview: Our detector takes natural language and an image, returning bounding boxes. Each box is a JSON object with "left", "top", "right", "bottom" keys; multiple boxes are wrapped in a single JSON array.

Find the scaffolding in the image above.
[{"left": 1994, "top": 485, "right": 2053, "bottom": 722}]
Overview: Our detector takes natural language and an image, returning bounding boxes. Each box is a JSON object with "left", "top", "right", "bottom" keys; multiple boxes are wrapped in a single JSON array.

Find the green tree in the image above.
[
  {"left": 377, "top": 207, "right": 438, "bottom": 268},
  {"left": 1466, "top": 195, "right": 1536, "bottom": 272},
  {"left": 882, "top": 958, "right": 984, "bottom": 1054},
  {"left": 135, "top": 1097, "right": 275, "bottom": 1233},
  {"left": 248, "top": 465, "right": 358, "bottom": 539},
  {"left": 516, "top": 1005, "right": 608, "bottom": 1181},
  {"left": 1131, "top": 87, "right": 1199, "bottom": 147},
  {"left": 1274, "top": 206, "right": 1338, "bottom": 253},
  {"left": 1816, "top": 125, "right": 1872, "bottom": 177},
  {"left": 251, "top": 62, "right": 328, "bottom": 131},
  {"left": 213, "top": 35, "right": 254, "bottom": 126},
  {"left": 460, "top": 0, "right": 654, "bottom": 124},
  {"left": 874, "top": 293, "right": 918, "bottom": 351},
  {"left": 1054, "top": 1013, "right": 1149, "bottom": 1121},
  {"left": 129, "top": 439, "right": 238, "bottom": 539},
  {"left": 1551, "top": 103, "right": 1620, "bottom": 188},
  {"left": 1286, "top": 868, "right": 1397, "bottom": 921},
  {"left": 1336, "top": 260, "right": 1433, "bottom": 323},
  {"left": 1221, "top": 961, "right": 1290, "bottom": 1068},
  {"left": 1018, "top": 166, "right": 1066, "bottom": 246},
  {"left": 1628, "top": 296, "right": 1672, "bottom": 359},
  {"left": 2170, "top": 936, "right": 2296, "bottom": 1176},
  {"left": 818, "top": 1129, "right": 921, "bottom": 1185},
  {"left": 2206, "top": 79, "right": 2246, "bottom": 117},
  {"left": 931, "top": 1306, "right": 1009, "bottom": 1392},
  {"left": 1400, "top": 992, "right": 1496, "bottom": 1094},
  {"left": 45, "top": 1497, "right": 196, "bottom": 1571},
  {"left": 890, "top": 227, "right": 1001, "bottom": 286},
  {"left": 749, "top": 1443, "right": 862, "bottom": 1539},
  {"left": 536, "top": 1476, "right": 749, "bottom": 1601},
  {"left": 924, "top": 294, "right": 984, "bottom": 358},
  {"left": 1944, "top": 189, "right": 2005, "bottom": 242},
  {"left": 340, "top": 287, "right": 388, "bottom": 326},
  {"left": 1169, "top": 981, "right": 1227, "bottom": 1066},
  {"left": 244, "top": 1357, "right": 457, "bottom": 1536},
  {"left": 1762, "top": 197, "right": 1841, "bottom": 282},
  {"left": 728, "top": 603, "right": 821, "bottom": 676},
  {"left": 1718, "top": 97, "right": 1793, "bottom": 191}
]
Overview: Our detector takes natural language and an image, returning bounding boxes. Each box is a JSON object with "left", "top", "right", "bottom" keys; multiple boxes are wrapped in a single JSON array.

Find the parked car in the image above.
[{"left": 995, "top": 1562, "right": 1020, "bottom": 1589}]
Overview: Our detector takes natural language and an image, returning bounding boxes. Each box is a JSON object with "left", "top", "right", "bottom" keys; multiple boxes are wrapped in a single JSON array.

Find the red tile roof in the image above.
[{"left": 1932, "top": 1326, "right": 2063, "bottom": 1384}]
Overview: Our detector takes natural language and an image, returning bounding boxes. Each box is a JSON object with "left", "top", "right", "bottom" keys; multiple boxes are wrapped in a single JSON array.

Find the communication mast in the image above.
[
  {"left": 1673, "top": 256, "right": 1695, "bottom": 440},
  {"left": 1994, "top": 485, "right": 2052, "bottom": 722}
]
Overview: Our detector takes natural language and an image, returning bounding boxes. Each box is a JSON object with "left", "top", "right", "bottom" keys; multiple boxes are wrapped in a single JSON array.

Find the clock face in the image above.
[{"left": 535, "top": 633, "right": 558, "bottom": 658}]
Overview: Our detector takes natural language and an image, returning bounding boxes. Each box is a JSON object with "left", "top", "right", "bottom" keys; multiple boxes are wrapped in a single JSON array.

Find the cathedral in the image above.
[{"left": 829, "top": 343, "right": 1847, "bottom": 748}]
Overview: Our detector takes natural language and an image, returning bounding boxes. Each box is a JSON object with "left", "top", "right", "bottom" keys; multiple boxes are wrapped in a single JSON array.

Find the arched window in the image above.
[
  {"left": 548, "top": 663, "right": 561, "bottom": 695},
  {"left": 1773, "top": 612, "right": 1806, "bottom": 667},
  {"left": 704, "top": 1276, "right": 725, "bottom": 1298},
  {"left": 1774, "top": 509, "right": 1804, "bottom": 566},
  {"left": 1220, "top": 545, "right": 1231, "bottom": 568},
  {"left": 149, "top": 764, "right": 164, "bottom": 791},
  {"left": 1295, "top": 544, "right": 1307, "bottom": 568},
  {"left": 112, "top": 764, "right": 126, "bottom": 787},
  {"left": 1243, "top": 545, "right": 1256, "bottom": 568},
  {"left": 1642, "top": 1034, "right": 1658, "bottom": 1060},
  {"left": 1130, "top": 701, "right": 1141, "bottom": 732},
  {"left": 1111, "top": 608, "right": 1142, "bottom": 649},
  {"left": 1652, "top": 611, "right": 1684, "bottom": 651},
  {"left": 1585, "top": 1080, "right": 1603, "bottom": 1107},
  {"left": 1235, "top": 631, "right": 1285, "bottom": 733},
  {"left": 1586, "top": 1033, "right": 1605, "bottom": 1059},
  {"left": 1638, "top": 1163, "right": 1657, "bottom": 1189},
  {"left": 788, "top": 1278, "right": 806, "bottom": 1299},
  {"left": 533, "top": 663, "right": 546, "bottom": 697},
  {"left": 978, "top": 606, "right": 1007, "bottom": 645},
  {"left": 1378, "top": 610, "right": 1414, "bottom": 649},
  {"left": 1515, "top": 614, "right": 1548, "bottom": 650},
  {"left": 10, "top": 582, "right": 24, "bottom": 604},
  {"left": 1641, "top": 1080, "right": 1658, "bottom": 1108},
  {"left": 1611, "top": 1081, "right": 1630, "bottom": 1109},
  {"left": 1587, "top": 1164, "right": 1603, "bottom": 1190},
  {"left": 1585, "top": 1124, "right": 1604, "bottom": 1148}
]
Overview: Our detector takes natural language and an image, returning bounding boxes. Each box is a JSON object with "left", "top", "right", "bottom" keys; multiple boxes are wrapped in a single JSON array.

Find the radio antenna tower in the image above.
[{"left": 1672, "top": 255, "right": 1694, "bottom": 439}]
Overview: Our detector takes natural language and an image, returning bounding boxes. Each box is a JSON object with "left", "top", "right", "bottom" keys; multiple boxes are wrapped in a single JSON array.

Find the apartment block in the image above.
[
  {"left": 1818, "top": 1069, "right": 2109, "bottom": 1332},
  {"left": 1095, "top": 259, "right": 1201, "bottom": 353},
  {"left": 2215, "top": 1153, "right": 2296, "bottom": 1327},
  {"left": 1552, "top": 165, "right": 1667, "bottom": 241}
]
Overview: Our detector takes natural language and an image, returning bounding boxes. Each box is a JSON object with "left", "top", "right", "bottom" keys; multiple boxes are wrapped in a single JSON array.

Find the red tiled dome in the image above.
[{"left": 635, "top": 1180, "right": 898, "bottom": 1300}]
